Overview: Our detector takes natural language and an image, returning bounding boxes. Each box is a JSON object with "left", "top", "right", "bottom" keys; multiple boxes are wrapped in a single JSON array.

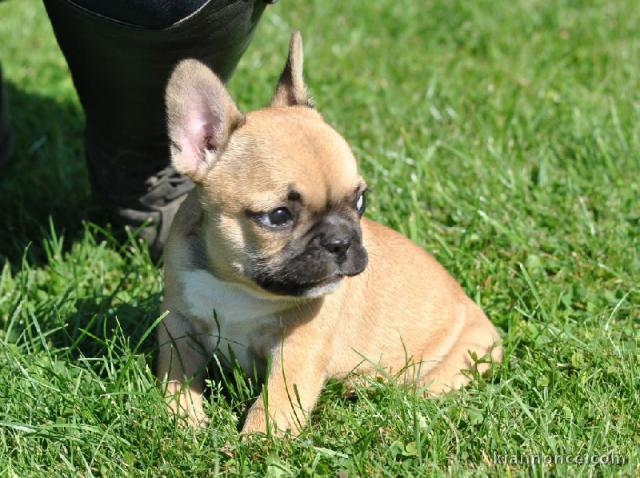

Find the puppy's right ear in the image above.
[{"left": 166, "top": 59, "right": 243, "bottom": 183}]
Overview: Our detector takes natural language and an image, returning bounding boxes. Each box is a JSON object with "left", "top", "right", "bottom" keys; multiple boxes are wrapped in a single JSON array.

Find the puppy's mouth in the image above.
[
  {"left": 252, "top": 243, "right": 368, "bottom": 298},
  {"left": 254, "top": 273, "right": 344, "bottom": 298},
  {"left": 299, "top": 275, "right": 344, "bottom": 298},
  {"left": 303, "top": 273, "right": 343, "bottom": 289}
]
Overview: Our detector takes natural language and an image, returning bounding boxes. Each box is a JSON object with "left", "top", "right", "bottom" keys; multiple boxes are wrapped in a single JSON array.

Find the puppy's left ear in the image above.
[
  {"left": 166, "top": 59, "right": 244, "bottom": 183},
  {"left": 270, "top": 31, "right": 313, "bottom": 108}
]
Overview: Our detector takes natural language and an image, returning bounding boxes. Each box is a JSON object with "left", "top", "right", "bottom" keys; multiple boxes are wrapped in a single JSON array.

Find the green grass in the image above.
[{"left": 1, "top": 0, "right": 638, "bottom": 475}]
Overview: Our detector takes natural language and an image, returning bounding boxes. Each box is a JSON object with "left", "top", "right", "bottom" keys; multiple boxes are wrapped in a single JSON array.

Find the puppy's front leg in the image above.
[
  {"left": 156, "top": 310, "right": 210, "bottom": 427},
  {"left": 242, "top": 338, "right": 328, "bottom": 436}
]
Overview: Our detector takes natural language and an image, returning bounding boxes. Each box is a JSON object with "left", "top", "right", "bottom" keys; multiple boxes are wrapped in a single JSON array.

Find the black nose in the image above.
[{"left": 322, "top": 235, "right": 351, "bottom": 257}]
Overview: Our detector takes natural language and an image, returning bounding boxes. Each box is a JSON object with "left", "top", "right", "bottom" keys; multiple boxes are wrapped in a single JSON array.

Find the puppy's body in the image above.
[{"left": 158, "top": 34, "right": 501, "bottom": 433}]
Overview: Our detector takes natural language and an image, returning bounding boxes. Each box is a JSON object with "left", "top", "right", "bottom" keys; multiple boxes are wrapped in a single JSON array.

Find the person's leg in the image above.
[
  {"left": 42, "top": 0, "right": 273, "bottom": 259},
  {"left": 64, "top": 0, "right": 211, "bottom": 29}
]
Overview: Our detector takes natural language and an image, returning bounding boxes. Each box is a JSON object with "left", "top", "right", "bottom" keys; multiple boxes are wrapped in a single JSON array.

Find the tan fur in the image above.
[{"left": 157, "top": 32, "right": 502, "bottom": 434}]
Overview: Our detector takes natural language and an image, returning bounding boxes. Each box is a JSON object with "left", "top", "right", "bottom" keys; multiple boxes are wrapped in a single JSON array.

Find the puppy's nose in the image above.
[{"left": 322, "top": 236, "right": 351, "bottom": 257}]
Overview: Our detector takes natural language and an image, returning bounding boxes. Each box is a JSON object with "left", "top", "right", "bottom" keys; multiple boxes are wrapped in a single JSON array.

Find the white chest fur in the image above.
[{"left": 177, "top": 269, "right": 288, "bottom": 370}]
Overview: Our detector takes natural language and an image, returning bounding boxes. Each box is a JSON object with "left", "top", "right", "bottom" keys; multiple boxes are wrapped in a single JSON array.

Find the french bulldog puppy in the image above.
[{"left": 157, "top": 32, "right": 502, "bottom": 434}]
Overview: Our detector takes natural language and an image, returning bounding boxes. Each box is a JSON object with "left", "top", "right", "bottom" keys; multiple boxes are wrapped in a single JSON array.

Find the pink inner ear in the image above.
[
  {"left": 186, "top": 118, "right": 212, "bottom": 154},
  {"left": 189, "top": 96, "right": 224, "bottom": 153},
  {"left": 170, "top": 79, "right": 227, "bottom": 179},
  {"left": 172, "top": 127, "right": 202, "bottom": 178}
]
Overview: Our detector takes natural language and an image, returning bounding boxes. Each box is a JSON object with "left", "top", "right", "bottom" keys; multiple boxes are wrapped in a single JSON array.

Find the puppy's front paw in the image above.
[
  {"left": 240, "top": 402, "right": 302, "bottom": 436},
  {"left": 165, "top": 390, "right": 208, "bottom": 429},
  {"left": 241, "top": 405, "right": 269, "bottom": 435}
]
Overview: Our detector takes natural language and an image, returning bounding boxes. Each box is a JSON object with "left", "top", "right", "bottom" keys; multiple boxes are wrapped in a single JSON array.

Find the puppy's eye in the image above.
[
  {"left": 355, "top": 191, "right": 366, "bottom": 216},
  {"left": 258, "top": 207, "right": 294, "bottom": 228}
]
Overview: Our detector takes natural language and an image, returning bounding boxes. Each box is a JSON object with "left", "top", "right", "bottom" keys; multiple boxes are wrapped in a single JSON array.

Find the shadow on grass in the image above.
[
  {"left": 61, "top": 288, "right": 264, "bottom": 422},
  {"left": 0, "top": 80, "right": 101, "bottom": 267},
  {"left": 64, "top": 292, "right": 163, "bottom": 360}
]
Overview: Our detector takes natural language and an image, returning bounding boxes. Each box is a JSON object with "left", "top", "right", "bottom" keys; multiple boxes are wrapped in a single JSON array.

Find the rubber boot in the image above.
[
  {"left": 43, "top": 0, "right": 270, "bottom": 260},
  {"left": 0, "top": 64, "right": 11, "bottom": 173}
]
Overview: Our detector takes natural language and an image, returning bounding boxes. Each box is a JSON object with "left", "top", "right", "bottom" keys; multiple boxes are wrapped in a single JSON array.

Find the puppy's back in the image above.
[{"left": 326, "top": 219, "right": 475, "bottom": 375}]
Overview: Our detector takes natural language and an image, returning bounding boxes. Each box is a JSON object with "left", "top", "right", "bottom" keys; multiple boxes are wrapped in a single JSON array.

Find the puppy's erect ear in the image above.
[
  {"left": 270, "top": 31, "right": 313, "bottom": 108},
  {"left": 166, "top": 59, "right": 243, "bottom": 183}
]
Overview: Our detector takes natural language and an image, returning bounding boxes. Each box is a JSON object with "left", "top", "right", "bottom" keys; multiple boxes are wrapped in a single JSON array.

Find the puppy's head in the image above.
[{"left": 166, "top": 32, "right": 368, "bottom": 298}]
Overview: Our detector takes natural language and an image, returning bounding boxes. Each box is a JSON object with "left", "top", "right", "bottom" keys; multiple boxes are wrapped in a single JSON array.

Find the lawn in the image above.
[{"left": 0, "top": 0, "right": 638, "bottom": 476}]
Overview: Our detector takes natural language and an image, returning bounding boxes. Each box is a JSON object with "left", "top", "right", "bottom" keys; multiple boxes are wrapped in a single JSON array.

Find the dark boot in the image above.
[
  {"left": 43, "top": 0, "right": 270, "bottom": 260},
  {"left": 0, "top": 64, "right": 12, "bottom": 173}
]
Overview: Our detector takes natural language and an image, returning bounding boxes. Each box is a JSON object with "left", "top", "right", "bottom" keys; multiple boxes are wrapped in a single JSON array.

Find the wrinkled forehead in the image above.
[{"left": 225, "top": 108, "right": 361, "bottom": 208}]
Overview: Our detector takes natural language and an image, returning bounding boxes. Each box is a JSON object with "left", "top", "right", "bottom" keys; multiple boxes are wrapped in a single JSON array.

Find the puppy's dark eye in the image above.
[
  {"left": 355, "top": 191, "right": 366, "bottom": 216},
  {"left": 258, "top": 207, "right": 293, "bottom": 228}
]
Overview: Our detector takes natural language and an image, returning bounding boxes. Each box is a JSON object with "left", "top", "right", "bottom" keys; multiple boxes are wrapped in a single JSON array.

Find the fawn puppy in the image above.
[{"left": 158, "top": 32, "right": 502, "bottom": 434}]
